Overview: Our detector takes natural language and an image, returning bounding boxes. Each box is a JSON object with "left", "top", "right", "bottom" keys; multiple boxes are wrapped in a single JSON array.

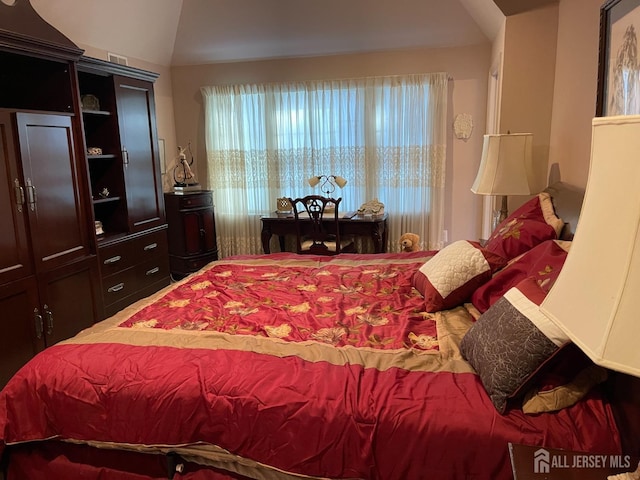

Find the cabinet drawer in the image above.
[
  {"left": 134, "top": 255, "right": 170, "bottom": 290},
  {"left": 99, "top": 229, "right": 168, "bottom": 277},
  {"left": 131, "top": 229, "right": 168, "bottom": 259},
  {"left": 101, "top": 267, "right": 136, "bottom": 306},
  {"left": 176, "top": 193, "right": 213, "bottom": 209},
  {"left": 101, "top": 258, "right": 170, "bottom": 315},
  {"left": 99, "top": 241, "right": 135, "bottom": 277},
  {"left": 169, "top": 252, "right": 217, "bottom": 276},
  {"left": 103, "top": 277, "right": 170, "bottom": 319}
]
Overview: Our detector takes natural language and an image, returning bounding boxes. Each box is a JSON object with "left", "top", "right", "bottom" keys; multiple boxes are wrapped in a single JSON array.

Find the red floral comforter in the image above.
[{"left": 0, "top": 253, "right": 621, "bottom": 480}]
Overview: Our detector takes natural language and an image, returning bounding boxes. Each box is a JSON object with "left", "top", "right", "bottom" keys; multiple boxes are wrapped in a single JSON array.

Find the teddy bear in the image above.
[{"left": 399, "top": 233, "right": 421, "bottom": 252}]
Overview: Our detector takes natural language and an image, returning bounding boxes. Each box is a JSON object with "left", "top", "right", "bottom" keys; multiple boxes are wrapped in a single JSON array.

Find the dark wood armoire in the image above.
[{"left": 0, "top": 0, "right": 169, "bottom": 387}]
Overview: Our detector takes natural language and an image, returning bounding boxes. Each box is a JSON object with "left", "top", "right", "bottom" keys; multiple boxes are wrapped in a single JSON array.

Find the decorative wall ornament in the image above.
[{"left": 454, "top": 113, "right": 473, "bottom": 140}]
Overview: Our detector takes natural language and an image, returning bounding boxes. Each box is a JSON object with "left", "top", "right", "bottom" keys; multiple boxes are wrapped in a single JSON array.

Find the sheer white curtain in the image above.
[{"left": 201, "top": 73, "right": 448, "bottom": 257}]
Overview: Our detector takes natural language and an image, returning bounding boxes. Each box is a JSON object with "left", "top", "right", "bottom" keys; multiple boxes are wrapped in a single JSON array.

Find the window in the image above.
[{"left": 202, "top": 73, "right": 448, "bottom": 257}]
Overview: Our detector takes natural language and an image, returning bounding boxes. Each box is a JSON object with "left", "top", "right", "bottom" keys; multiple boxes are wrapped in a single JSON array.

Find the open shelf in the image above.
[
  {"left": 93, "top": 196, "right": 122, "bottom": 205},
  {"left": 82, "top": 109, "right": 111, "bottom": 116}
]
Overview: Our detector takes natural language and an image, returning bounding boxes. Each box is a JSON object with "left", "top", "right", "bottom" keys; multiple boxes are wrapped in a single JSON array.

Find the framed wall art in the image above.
[{"left": 596, "top": 0, "right": 640, "bottom": 116}]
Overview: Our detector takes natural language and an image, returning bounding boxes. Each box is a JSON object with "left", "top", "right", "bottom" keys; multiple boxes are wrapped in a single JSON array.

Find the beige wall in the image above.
[
  {"left": 548, "top": 0, "right": 603, "bottom": 188},
  {"left": 493, "top": 0, "right": 604, "bottom": 194},
  {"left": 503, "top": 5, "right": 558, "bottom": 183},
  {"left": 494, "top": 4, "right": 559, "bottom": 213},
  {"left": 171, "top": 44, "right": 491, "bottom": 243}
]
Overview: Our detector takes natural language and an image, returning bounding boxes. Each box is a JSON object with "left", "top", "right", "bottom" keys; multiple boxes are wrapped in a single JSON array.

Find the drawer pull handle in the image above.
[
  {"left": 146, "top": 267, "right": 160, "bottom": 276},
  {"left": 107, "top": 282, "right": 125, "bottom": 293},
  {"left": 104, "top": 255, "right": 122, "bottom": 265},
  {"left": 143, "top": 242, "right": 158, "bottom": 251}
]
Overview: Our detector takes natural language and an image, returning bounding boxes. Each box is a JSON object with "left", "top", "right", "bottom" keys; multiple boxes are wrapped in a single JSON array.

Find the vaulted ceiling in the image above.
[
  {"left": 30, "top": 0, "right": 556, "bottom": 67},
  {"left": 492, "top": 0, "right": 558, "bottom": 15}
]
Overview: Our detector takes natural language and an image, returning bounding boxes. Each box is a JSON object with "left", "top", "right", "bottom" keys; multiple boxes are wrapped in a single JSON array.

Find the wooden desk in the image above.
[{"left": 260, "top": 212, "right": 388, "bottom": 254}]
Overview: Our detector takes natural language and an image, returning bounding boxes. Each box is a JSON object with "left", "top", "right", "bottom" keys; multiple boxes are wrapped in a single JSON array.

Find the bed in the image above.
[{"left": 1, "top": 182, "right": 639, "bottom": 480}]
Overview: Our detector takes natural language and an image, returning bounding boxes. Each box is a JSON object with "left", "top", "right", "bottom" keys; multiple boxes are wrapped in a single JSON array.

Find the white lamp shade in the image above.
[
  {"left": 471, "top": 133, "right": 540, "bottom": 196},
  {"left": 540, "top": 115, "right": 640, "bottom": 377}
]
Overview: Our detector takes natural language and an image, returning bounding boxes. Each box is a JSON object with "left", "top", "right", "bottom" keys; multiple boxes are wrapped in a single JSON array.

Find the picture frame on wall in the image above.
[{"left": 596, "top": 0, "right": 640, "bottom": 116}]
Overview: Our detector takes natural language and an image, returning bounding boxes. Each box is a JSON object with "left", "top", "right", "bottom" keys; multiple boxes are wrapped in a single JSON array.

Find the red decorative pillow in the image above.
[
  {"left": 471, "top": 240, "right": 570, "bottom": 314},
  {"left": 484, "top": 193, "right": 564, "bottom": 260},
  {"left": 413, "top": 240, "right": 506, "bottom": 312}
]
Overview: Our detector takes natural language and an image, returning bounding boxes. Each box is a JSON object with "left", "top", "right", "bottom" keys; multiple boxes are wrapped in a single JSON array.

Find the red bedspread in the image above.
[
  {"left": 120, "top": 252, "right": 438, "bottom": 350},
  {"left": 0, "top": 253, "right": 621, "bottom": 480}
]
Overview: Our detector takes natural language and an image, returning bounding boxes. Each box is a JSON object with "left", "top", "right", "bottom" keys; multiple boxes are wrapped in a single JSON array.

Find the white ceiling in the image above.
[
  {"left": 31, "top": 0, "right": 506, "bottom": 67},
  {"left": 170, "top": 0, "right": 500, "bottom": 65}
]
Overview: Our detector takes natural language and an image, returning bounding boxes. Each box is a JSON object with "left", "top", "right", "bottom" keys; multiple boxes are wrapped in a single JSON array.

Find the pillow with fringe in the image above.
[
  {"left": 484, "top": 193, "right": 564, "bottom": 260},
  {"left": 471, "top": 240, "right": 570, "bottom": 314}
]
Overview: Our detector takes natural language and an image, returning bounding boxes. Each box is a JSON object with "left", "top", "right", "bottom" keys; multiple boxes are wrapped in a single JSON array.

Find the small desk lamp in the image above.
[
  {"left": 308, "top": 174, "right": 347, "bottom": 197},
  {"left": 471, "top": 133, "right": 538, "bottom": 229},
  {"left": 541, "top": 115, "right": 640, "bottom": 377}
]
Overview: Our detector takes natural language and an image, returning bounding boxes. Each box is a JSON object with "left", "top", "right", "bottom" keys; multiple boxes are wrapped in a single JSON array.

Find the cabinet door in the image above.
[
  {"left": 183, "top": 208, "right": 216, "bottom": 255},
  {"left": 38, "top": 259, "right": 100, "bottom": 346},
  {"left": 0, "top": 112, "right": 32, "bottom": 285},
  {"left": 114, "top": 75, "right": 165, "bottom": 232},
  {"left": 15, "top": 112, "right": 91, "bottom": 272},
  {"left": 201, "top": 207, "right": 217, "bottom": 253},
  {"left": 0, "top": 277, "right": 44, "bottom": 389}
]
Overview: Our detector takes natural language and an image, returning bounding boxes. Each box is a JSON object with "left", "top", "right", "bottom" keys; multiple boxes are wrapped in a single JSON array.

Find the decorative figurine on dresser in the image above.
[
  {"left": 172, "top": 142, "right": 201, "bottom": 194},
  {"left": 164, "top": 190, "right": 219, "bottom": 279}
]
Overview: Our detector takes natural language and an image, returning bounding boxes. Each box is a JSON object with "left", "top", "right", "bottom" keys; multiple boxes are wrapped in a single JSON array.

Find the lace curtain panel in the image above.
[{"left": 201, "top": 72, "right": 448, "bottom": 257}]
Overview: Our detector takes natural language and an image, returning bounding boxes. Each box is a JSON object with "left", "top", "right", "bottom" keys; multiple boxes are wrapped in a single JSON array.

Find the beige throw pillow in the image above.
[{"left": 522, "top": 364, "right": 608, "bottom": 414}]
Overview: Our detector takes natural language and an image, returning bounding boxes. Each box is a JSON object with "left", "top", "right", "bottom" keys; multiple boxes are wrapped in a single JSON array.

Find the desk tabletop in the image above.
[
  {"left": 260, "top": 211, "right": 388, "bottom": 253},
  {"left": 261, "top": 211, "right": 387, "bottom": 222}
]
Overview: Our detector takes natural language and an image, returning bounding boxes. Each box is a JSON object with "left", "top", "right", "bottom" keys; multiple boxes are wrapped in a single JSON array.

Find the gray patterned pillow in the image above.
[{"left": 460, "top": 277, "right": 570, "bottom": 413}]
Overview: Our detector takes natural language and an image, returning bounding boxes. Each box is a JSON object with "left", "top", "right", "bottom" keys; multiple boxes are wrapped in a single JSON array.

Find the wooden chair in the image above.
[{"left": 287, "top": 195, "right": 356, "bottom": 255}]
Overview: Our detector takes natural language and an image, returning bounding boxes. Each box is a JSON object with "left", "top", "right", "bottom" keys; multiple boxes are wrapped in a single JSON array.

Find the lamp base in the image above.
[
  {"left": 498, "top": 195, "right": 509, "bottom": 223},
  {"left": 491, "top": 210, "right": 501, "bottom": 232},
  {"left": 490, "top": 196, "right": 509, "bottom": 232}
]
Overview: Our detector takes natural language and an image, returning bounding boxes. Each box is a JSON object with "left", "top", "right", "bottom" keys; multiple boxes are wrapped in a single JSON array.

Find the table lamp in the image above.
[
  {"left": 471, "top": 133, "right": 539, "bottom": 229},
  {"left": 308, "top": 174, "right": 347, "bottom": 197},
  {"left": 540, "top": 115, "right": 640, "bottom": 377}
]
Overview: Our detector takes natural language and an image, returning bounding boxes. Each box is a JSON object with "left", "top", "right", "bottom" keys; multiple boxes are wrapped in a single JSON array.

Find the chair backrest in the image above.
[{"left": 288, "top": 195, "right": 343, "bottom": 255}]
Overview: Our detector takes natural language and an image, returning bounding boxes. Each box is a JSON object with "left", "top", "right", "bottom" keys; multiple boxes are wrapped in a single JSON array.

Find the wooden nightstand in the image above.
[
  {"left": 509, "top": 443, "right": 638, "bottom": 480},
  {"left": 164, "top": 190, "right": 218, "bottom": 279}
]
